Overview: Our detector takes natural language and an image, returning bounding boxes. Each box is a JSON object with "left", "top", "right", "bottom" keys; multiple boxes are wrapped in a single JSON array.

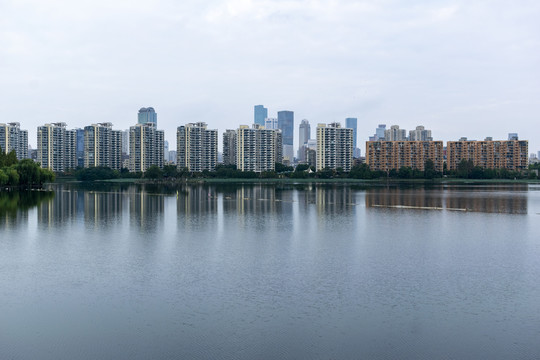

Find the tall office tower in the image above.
[
  {"left": 265, "top": 117, "right": 278, "bottom": 130},
  {"left": 177, "top": 122, "right": 218, "bottom": 172},
  {"left": 75, "top": 128, "right": 85, "bottom": 167},
  {"left": 366, "top": 141, "right": 444, "bottom": 172},
  {"left": 277, "top": 110, "right": 294, "bottom": 161},
  {"left": 384, "top": 125, "right": 407, "bottom": 141},
  {"left": 37, "top": 123, "right": 76, "bottom": 172},
  {"left": 316, "top": 123, "right": 353, "bottom": 172},
  {"left": 84, "top": 123, "right": 122, "bottom": 170},
  {"left": 129, "top": 123, "right": 164, "bottom": 172},
  {"left": 345, "top": 117, "right": 360, "bottom": 158},
  {"left": 138, "top": 107, "right": 157, "bottom": 126},
  {"left": 297, "top": 119, "right": 311, "bottom": 161},
  {"left": 447, "top": 138, "right": 528, "bottom": 171},
  {"left": 508, "top": 133, "right": 519, "bottom": 141},
  {"left": 168, "top": 151, "right": 177, "bottom": 164},
  {"left": 223, "top": 129, "right": 238, "bottom": 166},
  {"left": 376, "top": 124, "right": 386, "bottom": 140},
  {"left": 345, "top": 118, "right": 357, "bottom": 147},
  {"left": 236, "top": 124, "right": 279, "bottom": 172},
  {"left": 409, "top": 125, "right": 433, "bottom": 141},
  {"left": 0, "top": 122, "right": 28, "bottom": 160},
  {"left": 254, "top": 105, "right": 268, "bottom": 127}
]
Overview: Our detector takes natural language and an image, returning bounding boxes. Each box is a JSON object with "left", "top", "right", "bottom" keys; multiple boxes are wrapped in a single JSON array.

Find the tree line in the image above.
[
  {"left": 56, "top": 158, "right": 537, "bottom": 182},
  {"left": 0, "top": 147, "right": 55, "bottom": 188}
]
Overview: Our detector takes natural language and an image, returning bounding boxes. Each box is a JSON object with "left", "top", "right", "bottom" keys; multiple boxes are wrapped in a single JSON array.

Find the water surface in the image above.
[{"left": 1, "top": 183, "right": 539, "bottom": 359}]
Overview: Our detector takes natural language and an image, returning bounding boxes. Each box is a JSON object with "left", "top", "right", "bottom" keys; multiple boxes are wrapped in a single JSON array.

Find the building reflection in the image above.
[
  {"left": 444, "top": 185, "right": 527, "bottom": 214},
  {"left": 294, "top": 185, "right": 354, "bottom": 215},
  {"left": 365, "top": 185, "right": 528, "bottom": 214},
  {"left": 365, "top": 187, "right": 443, "bottom": 209},
  {"left": 38, "top": 187, "right": 80, "bottom": 226},
  {"left": 129, "top": 188, "right": 165, "bottom": 231},
  {"left": 83, "top": 190, "right": 125, "bottom": 226},
  {"left": 177, "top": 185, "right": 218, "bottom": 215}
]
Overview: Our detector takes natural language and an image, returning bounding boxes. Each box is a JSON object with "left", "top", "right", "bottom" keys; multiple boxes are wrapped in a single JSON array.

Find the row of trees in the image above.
[
  {"left": 61, "top": 159, "right": 536, "bottom": 182},
  {"left": 0, "top": 148, "right": 55, "bottom": 187}
]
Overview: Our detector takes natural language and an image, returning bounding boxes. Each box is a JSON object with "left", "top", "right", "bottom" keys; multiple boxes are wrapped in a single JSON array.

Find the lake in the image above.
[{"left": 1, "top": 183, "right": 540, "bottom": 359}]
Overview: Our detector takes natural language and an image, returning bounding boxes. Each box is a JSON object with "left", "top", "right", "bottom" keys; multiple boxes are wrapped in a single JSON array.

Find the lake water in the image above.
[{"left": 1, "top": 183, "right": 540, "bottom": 359}]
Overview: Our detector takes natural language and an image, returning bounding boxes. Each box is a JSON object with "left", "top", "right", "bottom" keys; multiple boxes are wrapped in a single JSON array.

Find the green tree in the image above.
[
  {"left": 145, "top": 165, "right": 163, "bottom": 179},
  {"left": 423, "top": 159, "right": 438, "bottom": 179}
]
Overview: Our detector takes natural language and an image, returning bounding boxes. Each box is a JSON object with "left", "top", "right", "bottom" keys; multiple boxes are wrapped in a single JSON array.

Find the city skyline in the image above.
[{"left": 1, "top": 1, "right": 539, "bottom": 153}]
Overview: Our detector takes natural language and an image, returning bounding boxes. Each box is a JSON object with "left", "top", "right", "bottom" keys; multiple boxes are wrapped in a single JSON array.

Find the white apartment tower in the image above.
[
  {"left": 84, "top": 123, "right": 123, "bottom": 170},
  {"left": 409, "top": 125, "right": 433, "bottom": 141},
  {"left": 176, "top": 122, "right": 218, "bottom": 172},
  {"left": 37, "top": 122, "right": 77, "bottom": 172},
  {"left": 129, "top": 123, "right": 164, "bottom": 172},
  {"left": 0, "top": 122, "right": 28, "bottom": 160},
  {"left": 237, "top": 124, "right": 280, "bottom": 172},
  {"left": 316, "top": 122, "right": 353, "bottom": 171},
  {"left": 385, "top": 125, "right": 407, "bottom": 141}
]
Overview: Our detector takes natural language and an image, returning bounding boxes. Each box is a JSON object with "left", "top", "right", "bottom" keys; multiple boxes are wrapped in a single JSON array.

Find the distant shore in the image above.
[{"left": 50, "top": 176, "right": 540, "bottom": 186}]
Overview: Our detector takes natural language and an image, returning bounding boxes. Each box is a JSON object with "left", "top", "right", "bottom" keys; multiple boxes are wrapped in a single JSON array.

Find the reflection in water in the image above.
[
  {"left": 0, "top": 190, "right": 54, "bottom": 227},
  {"left": 366, "top": 188, "right": 443, "bottom": 209},
  {"left": 38, "top": 188, "right": 79, "bottom": 226},
  {"left": 84, "top": 190, "right": 125, "bottom": 226},
  {"left": 366, "top": 185, "right": 528, "bottom": 214},
  {"left": 129, "top": 189, "right": 165, "bottom": 231}
]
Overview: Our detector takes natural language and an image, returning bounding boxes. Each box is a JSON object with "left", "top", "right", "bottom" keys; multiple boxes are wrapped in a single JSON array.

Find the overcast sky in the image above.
[{"left": 1, "top": 0, "right": 539, "bottom": 153}]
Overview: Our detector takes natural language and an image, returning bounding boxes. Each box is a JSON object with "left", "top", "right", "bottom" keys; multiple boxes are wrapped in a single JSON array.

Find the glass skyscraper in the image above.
[
  {"left": 254, "top": 105, "right": 268, "bottom": 127},
  {"left": 278, "top": 110, "right": 294, "bottom": 160},
  {"left": 345, "top": 118, "right": 357, "bottom": 149},
  {"left": 138, "top": 107, "right": 157, "bottom": 126}
]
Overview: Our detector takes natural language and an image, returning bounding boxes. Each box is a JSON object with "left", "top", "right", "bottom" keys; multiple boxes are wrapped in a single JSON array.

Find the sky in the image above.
[{"left": 1, "top": 0, "right": 539, "bottom": 153}]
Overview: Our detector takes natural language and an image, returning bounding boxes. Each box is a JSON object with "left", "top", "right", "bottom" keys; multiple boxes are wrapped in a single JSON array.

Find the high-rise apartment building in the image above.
[
  {"left": 0, "top": 122, "right": 28, "bottom": 160},
  {"left": 254, "top": 105, "right": 268, "bottom": 127},
  {"left": 384, "top": 125, "right": 407, "bottom": 141},
  {"left": 446, "top": 139, "right": 528, "bottom": 171},
  {"left": 138, "top": 107, "right": 157, "bottom": 126},
  {"left": 236, "top": 124, "right": 281, "bottom": 172},
  {"left": 278, "top": 110, "right": 294, "bottom": 161},
  {"left": 177, "top": 122, "right": 218, "bottom": 172},
  {"left": 316, "top": 123, "right": 353, "bottom": 171},
  {"left": 223, "top": 129, "right": 237, "bottom": 166},
  {"left": 409, "top": 126, "right": 433, "bottom": 141},
  {"left": 366, "top": 141, "right": 444, "bottom": 172},
  {"left": 37, "top": 122, "right": 77, "bottom": 172},
  {"left": 297, "top": 119, "right": 311, "bottom": 161},
  {"left": 129, "top": 123, "right": 164, "bottom": 172},
  {"left": 84, "top": 123, "right": 122, "bottom": 170}
]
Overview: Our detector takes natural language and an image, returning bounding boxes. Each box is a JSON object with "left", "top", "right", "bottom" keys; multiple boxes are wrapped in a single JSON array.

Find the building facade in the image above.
[
  {"left": 264, "top": 117, "right": 278, "bottom": 130},
  {"left": 446, "top": 139, "right": 528, "bottom": 171},
  {"left": 316, "top": 123, "right": 353, "bottom": 172},
  {"left": 84, "top": 123, "right": 122, "bottom": 170},
  {"left": 0, "top": 122, "right": 28, "bottom": 160},
  {"left": 366, "top": 141, "right": 444, "bottom": 172},
  {"left": 137, "top": 107, "right": 157, "bottom": 126},
  {"left": 223, "top": 129, "right": 237, "bottom": 166},
  {"left": 297, "top": 119, "right": 311, "bottom": 161},
  {"left": 254, "top": 105, "right": 268, "bottom": 127},
  {"left": 277, "top": 110, "right": 294, "bottom": 161},
  {"left": 384, "top": 125, "right": 407, "bottom": 141},
  {"left": 37, "top": 123, "right": 77, "bottom": 172},
  {"left": 409, "top": 126, "right": 433, "bottom": 141},
  {"left": 176, "top": 122, "right": 218, "bottom": 172},
  {"left": 129, "top": 123, "right": 164, "bottom": 172},
  {"left": 236, "top": 124, "right": 280, "bottom": 172}
]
